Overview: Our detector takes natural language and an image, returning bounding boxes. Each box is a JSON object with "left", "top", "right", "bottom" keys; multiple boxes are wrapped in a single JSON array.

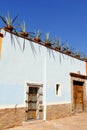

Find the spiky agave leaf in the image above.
[
  {"left": 54, "top": 38, "right": 60, "bottom": 45},
  {"left": 18, "top": 21, "right": 27, "bottom": 32},
  {"left": 12, "top": 15, "right": 18, "bottom": 24},
  {"left": 46, "top": 33, "right": 49, "bottom": 39},
  {"left": 45, "top": 33, "right": 51, "bottom": 43},
  {"left": 6, "top": 15, "right": 12, "bottom": 26},
  {"left": 0, "top": 16, "right": 7, "bottom": 25},
  {"left": 22, "top": 21, "right": 26, "bottom": 32},
  {"left": 35, "top": 30, "right": 42, "bottom": 39},
  {"left": 0, "top": 12, "right": 18, "bottom": 27}
]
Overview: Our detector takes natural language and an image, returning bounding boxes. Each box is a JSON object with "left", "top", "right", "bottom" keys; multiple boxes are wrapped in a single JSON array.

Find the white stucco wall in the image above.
[
  {"left": 0, "top": 31, "right": 46, "bottom": 107},
  {"left": 46, "top": 51, "right": 86, "bottom": 104},
  {"left": 0, "top": 30, "right": 86, "bottom": 107}
]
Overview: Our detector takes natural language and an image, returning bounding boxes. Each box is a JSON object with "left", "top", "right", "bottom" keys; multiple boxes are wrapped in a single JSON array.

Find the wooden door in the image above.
[
  {"left": 73, "top": 82, "right": 84, "bottom": 112},
  {"left": 27, "top": 87, "right": 38, "bottom": 119}
]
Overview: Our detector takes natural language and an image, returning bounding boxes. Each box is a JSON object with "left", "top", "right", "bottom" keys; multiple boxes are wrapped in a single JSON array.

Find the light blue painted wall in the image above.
[
  {"left": 0, "top": 30, "right": 86, "bottom": 106},
  {"left": 0, "top": 31, "right": 45, "bottom": 106},
  {"left": 46, "top": 51, "right": 86, "bottom": 104},
  {"left": 0, "top": 84, "right": 24, "bottom": 105}
]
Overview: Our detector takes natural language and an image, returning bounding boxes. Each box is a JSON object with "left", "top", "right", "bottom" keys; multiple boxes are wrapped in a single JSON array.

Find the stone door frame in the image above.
[
  {"left": 70, "top": 73, "right": 87, "bottom": 113},
  {"left": 25, "top": 83, "right": 43, "bottom": 121}
]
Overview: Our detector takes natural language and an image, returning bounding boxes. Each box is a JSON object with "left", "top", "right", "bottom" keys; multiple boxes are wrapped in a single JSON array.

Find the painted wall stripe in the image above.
[
  {"left": 86, "top": 61, "right": 87, "bottom": 76},
  {"left": 0, "top": 33, "right": 3, "bottom": 58}
]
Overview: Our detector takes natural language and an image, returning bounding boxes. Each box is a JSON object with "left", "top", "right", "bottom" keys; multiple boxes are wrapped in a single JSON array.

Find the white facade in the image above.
[{"left": 0, "top": 30, "right": 86, "bottom": 109}]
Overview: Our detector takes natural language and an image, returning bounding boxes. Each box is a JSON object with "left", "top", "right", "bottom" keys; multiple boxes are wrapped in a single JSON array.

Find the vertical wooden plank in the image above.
[
  {"left": 73, "top": 85, "right": 83, "bottom": 112},
  {"left": 28, "top": 87, "right": 37, "bottom": 119}
]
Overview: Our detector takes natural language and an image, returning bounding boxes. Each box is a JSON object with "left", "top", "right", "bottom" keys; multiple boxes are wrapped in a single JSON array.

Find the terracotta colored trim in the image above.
[
  {"left": 70, "top": 72, "right": 87, "bottom": 79},
  {"left": 85, "top": 62, "right": 87, "bottom": 76},
  {"left": 0, "top": 36, "right": 3, "bottom": 58},
  {"left": 0, "top": 33, "right": 3, "bottom": 38}
]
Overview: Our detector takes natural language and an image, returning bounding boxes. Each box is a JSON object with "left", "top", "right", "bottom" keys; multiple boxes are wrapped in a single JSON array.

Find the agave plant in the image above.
[
  {"left": 82, "top": 53, "right": 87, "bottom": 61},
  {"left": 18, "top": 21, "right": 35, "bottom": 38},
  {"left": 0, "top": 12, "right": 18, "bottom": 31},
  {"left": 83, "top": 53, "right": 87, "bottom": 58},
  {"left": 63, "top": 43, "right": 71, "bottom": 54},
  {"left": 44, "top": 33, "right": 52, "bottom": 46},
  {"left": 54, "top": 38, "right": 61, "bottom": 50},
  {"left": 34, "top": 30, "right": 42, "bottom": 42},
  {"left": 18, "top": 21, "right": 28, "bottom": 37},
  {"left": 74, "top": 50, "right": 81, "bottom": 58}
]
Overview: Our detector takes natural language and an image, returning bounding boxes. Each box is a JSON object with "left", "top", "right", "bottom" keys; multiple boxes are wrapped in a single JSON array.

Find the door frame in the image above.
[
  {"left": 73, "top": 81, "right": 84, "bottom": 112},
  {"left": 25, "top": 83, "right": 43, "bottom": 121},
  {"left": 70, "top": 73, "right": 87, "bottom": 113}
]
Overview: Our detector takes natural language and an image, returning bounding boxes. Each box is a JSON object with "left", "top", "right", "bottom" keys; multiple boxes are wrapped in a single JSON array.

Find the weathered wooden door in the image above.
[
  {"left": 73, "top": 81, "right": 84, "bottom": 112},
  {"left": 27, "top": 87, "right": 38, "bottom": 119}
]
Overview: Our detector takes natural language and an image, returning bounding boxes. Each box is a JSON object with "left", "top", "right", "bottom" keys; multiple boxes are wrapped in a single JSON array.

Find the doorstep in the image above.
[{"left": 22, "top": 120, "right": 44, "bottom": 127}]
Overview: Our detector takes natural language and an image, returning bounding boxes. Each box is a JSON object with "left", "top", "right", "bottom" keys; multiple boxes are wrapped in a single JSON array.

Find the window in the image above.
[{"left": 56, "top": 84, "right": 60, "bottom": 95}]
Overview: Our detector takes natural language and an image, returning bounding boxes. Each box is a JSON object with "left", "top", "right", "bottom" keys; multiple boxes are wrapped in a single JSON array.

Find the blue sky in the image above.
[{"left": 0, "top": 0, "right": 87, "bottom": 54}]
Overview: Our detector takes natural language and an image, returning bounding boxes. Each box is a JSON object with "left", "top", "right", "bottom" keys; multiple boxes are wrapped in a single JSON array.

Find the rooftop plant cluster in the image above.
[{"left": 0, "top": 12, "right": 87, "bottom": 60}]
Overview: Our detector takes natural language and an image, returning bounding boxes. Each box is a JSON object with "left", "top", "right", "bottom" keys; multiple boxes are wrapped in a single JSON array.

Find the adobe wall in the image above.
[
  {"left": 0, "top": 104, "right": 71, "bottom": 129},
  {"left": 0, "top": 107, "right": 25, "bottom": 129},
  {"left": 0, "top": 105, "right": 44, "bottom": 129},
  {"left": 46, "top": 103, "right": 71, "bottom": 120}
]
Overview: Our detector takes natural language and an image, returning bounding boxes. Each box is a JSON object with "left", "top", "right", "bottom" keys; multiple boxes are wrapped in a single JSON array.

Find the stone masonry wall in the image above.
[
  {"left": 0, "top": 107, "right": 25, "bottom": 130},
  {"left": 46, "top": 103, "right": 71, "bottom": 120},
  {"left": 1, "top": 103, "right": 86, "bottom": 129}
]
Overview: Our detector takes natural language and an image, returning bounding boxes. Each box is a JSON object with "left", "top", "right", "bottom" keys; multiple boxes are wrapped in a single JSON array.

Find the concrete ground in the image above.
[{"left": 6, "top": 112, "right": 87, "bottom": 130}]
